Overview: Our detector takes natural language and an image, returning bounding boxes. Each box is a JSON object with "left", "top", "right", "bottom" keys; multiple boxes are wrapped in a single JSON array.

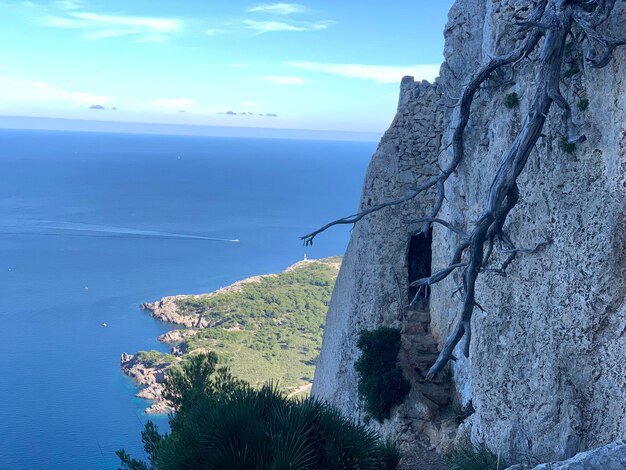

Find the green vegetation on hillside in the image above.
[
  {"left": 445, "top": 434, "right": 509, "bottom": 470},
  {"left": 118, "top": 352, "right": 400, "bottom": 470},
  {"left": 138, "top": 257, "right": 341, "bottom": 394},
  {"left": 504, "top": 92, "right": 519, "bottom": 109},
  {"left": 134, "top": 351, "right": 177, "bottom": 368},
  {"left": 355, "top": 327, "right": 410, "bottom": 423}
]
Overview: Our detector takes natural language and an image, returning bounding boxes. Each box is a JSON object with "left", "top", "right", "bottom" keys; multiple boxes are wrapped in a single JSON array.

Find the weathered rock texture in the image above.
[
  {"left": 312, "top": 76, "right": 457, "bottom": 452},
  {"left": 120, "top": 353, "right": 173, "bottom": 414},
  {"left": 506, "top": 442, "right": 626, "bottom": 470},
  {"left": 312, "top": 0, "right": 626, "bottom": 465}
]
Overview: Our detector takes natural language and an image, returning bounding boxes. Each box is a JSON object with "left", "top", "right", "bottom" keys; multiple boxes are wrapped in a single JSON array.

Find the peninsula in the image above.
[{"left": 121, "top": 257, "right": 341, "bottom": 413}]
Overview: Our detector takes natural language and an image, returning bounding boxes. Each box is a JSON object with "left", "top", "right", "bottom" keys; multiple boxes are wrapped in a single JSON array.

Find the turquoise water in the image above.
[{"left": 0, "top": 129, "right": 373, "bottom": 469}]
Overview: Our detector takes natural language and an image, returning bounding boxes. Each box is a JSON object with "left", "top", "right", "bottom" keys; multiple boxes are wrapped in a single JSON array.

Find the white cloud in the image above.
[
  {"left": 246, "top": 3, "right": 306, "bottom": 15},
  {"left": 288, "top": 62, "right": 441, "bottom": 84},
  {"left": 40, "top": 11, "right": 182, "bottom": 41},
  {"left": 70, "top": 12, "right": 181, "bottom": 31},
  {"left": 243, "top": 20, "right": 304, "bottom": 32},
  {"left": 205, "top": 28, "right": 224, "bottom": 36},
  {"left": 243, "top": 19, "right": 333, "bottom": 33},
  {"left": 136, "top": 33, "right": 171, "bottom": 43},
  {"left": 54, "top": 0, "right": 83, "bottom": 10},
  {"left": 153, "top": 98, "right": 196, "bottom": 111},
  {"left": 310, "top": 21, "right": 334, "bottom": 30},
  {"left": 260, "top": 75, "right": 307, "bottom": 85},
  {"left": 0, "top": 76, "right": 112, "bottom": 107},
  {"left": 39, "top": 16, "right": 83, "bottom": 28},
  {"left": 82, "top": 29, "right": 138, "bottom": 40}
]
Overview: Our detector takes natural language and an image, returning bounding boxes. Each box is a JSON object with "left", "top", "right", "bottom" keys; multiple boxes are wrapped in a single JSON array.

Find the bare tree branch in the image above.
[
  {"left": 423, "top": 1, "right": 625, "bottom": 378},
  {"left": 301, "top": 25, "right": 544, "bottom": 246},
  {"left": 302, "top": 0, "right": 625, "bottom": 382},
  {"left": 301, "top": 173, "right": 450, "bottom": 246}
]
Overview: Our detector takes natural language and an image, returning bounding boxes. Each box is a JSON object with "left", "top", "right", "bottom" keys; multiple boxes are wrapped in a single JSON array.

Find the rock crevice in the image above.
[{"left": 312, "top": 0, "right": 626, "bottom": 464}]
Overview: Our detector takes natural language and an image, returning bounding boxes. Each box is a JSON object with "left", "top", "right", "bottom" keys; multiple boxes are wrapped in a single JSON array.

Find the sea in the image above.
[{"left": 0, "top": 129, "right": 374, "bottom": 469}]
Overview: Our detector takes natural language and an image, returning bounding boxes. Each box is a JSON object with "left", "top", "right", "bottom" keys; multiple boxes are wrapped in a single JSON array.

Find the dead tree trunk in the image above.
[{"left": 303, "top": 0, "right": 625, "bottom": 379}]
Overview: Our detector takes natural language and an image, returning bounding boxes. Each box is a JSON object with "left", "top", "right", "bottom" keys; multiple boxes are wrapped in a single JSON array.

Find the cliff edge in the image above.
[{"left": 312, "top": 0, "right": 626, "bottom": 465}]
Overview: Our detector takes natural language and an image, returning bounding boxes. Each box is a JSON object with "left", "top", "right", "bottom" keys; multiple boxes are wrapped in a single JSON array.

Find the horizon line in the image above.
[{"left": 0, "top": 115, "right": 383, "bottom": 143}]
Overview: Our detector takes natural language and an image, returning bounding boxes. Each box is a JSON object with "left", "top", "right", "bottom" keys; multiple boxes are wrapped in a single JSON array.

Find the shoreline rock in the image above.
[
  {"left": 123, "top": 257, "right": 340, "bottom": 413},
  {"left": 157, "top": 329, "right": 199, "bottom": 344},
  {"left": 140, "top": 259, "right": 325, "bottom": 328},
  {"left": 120, "top": 352, "right": 174, "bottom": 414}
]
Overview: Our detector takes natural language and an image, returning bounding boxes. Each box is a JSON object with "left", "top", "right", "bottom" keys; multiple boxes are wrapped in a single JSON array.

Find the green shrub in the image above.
[
  {"left": 378, "top": 438, "right": 402, "bottom": 470},
  {"left": 563, "top": 40, "right": 574, "bottom": 57},
  {"left": 577, "top": 97, "right": 589, "bottom": 111},
  {"left": 504, "top": 92, "right": 519, "bottom": 109},
  {"left": 162, "top": 352, "right": 246, "bottom": 412},
  {"left": 118, "top": 352, "right": 399, "bottom": 469},
  {"left": 135, "top": 350, "right": 177, "bottom": 368},
  {"left": 564, "top": 61, "right": 581, "bottom": 78},
  {"left": 446, "top": 436, "right": 507, "bottom": 470},
  {"left": 559, "top": 137, "right": 576, "bottom": 154},
  {"left": 355, "top": 327, "right": 410, "bottom": 423}
]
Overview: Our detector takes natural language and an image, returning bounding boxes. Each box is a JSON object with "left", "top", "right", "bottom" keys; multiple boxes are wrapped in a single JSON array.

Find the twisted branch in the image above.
[
  {"left": 301, "top": 0, "right": 625, "bottom": 380},
  {"left": 301, "top": 20, "right": 543, "bottom": 246}
]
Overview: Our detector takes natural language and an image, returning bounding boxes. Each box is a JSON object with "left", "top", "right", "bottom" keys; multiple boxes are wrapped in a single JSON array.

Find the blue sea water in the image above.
[{"left": 0, "top": 129, "right": 373, "bottom": 469}]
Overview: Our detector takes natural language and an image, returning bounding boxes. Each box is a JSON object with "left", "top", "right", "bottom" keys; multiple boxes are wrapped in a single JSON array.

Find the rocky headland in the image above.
[
  {"left": 120, "top": 352, "right": 173, "bottom": 414},
  {"left": 121, "top": 257, "right": 340, "bottom": 413}
]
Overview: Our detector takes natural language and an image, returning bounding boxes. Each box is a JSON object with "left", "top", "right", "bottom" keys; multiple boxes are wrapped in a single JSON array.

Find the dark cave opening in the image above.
[{"left": 408, "top": 229, "right": 432, "bottom": 303}]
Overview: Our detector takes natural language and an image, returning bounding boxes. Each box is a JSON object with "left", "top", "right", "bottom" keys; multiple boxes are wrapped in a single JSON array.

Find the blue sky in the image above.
[{"left": 0, "top": 1, "right": 454, "bottom": 133}]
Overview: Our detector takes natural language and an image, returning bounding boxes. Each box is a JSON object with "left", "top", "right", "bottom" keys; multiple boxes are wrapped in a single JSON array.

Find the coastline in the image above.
[{"left": 121, "top": 257, "right": 340, "bottom": 413}]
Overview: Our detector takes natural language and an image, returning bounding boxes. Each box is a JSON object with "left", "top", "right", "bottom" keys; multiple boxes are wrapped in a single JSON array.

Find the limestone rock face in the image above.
[
  {"left": 311, "top": 77, "right": 449, "bottom": 449},
  {"left": 312, "top": 0, "right": 626, "bottom": 463},
  {"left": 506, "top": 442, "right": 626, "bottom": 470}
]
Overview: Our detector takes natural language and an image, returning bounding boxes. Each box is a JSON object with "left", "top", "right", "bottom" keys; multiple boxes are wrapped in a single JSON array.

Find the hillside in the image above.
[{"left": 121, "top": 257, "right": 341, "bottom": 413}]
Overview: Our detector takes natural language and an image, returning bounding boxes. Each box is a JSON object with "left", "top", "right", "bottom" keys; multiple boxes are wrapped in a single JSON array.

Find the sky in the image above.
[{"left": 0, "top": 1, "right": 455, "bottom": 134}]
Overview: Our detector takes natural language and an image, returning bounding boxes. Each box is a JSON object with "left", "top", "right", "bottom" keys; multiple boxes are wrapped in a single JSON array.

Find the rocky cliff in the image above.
[{"left": 312, "top": 0, "right": 626, "bottom": 465}]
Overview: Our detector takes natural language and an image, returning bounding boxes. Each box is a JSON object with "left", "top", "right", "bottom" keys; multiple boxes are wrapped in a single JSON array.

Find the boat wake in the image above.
[{"left": 0, "top": 220, "right": 240, "bottom": 243}]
